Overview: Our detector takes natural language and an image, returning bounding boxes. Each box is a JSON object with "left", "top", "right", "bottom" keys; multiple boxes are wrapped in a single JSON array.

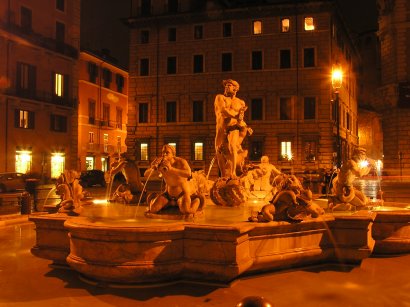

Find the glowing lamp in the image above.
[{"left": 332, "top": 66, "right": 343, "bottom": 90}]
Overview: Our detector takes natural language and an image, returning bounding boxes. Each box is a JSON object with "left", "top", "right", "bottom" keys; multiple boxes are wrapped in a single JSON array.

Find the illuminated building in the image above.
[
  {"left": 0, "top": 0, "right": 80, "bottom": 179},
  {"left": 125, "top": 0, "right": 360, "bottom": 176},
  {"left": 77, "top": 51, "right": 128, "bottom": 171},
  {"left": 377, "top": 0, "right": 410, "bottom": 176}
]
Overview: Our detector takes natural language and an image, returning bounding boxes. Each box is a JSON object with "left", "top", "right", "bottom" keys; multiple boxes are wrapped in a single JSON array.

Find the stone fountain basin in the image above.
[{"left": 29, "top": 201, "right": 410, "bottom": 286}]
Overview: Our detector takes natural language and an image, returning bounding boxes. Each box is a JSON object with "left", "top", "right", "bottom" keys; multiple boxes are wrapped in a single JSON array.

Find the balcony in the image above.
[
  {"left": 0, "top": 20, "right": 78, "bottom": 59},
  {"left": 87, "top": 143, "right": 119, "bottom": 154},
  {"left": 4, "top": 88, "right": 75, "bottom": 107}
]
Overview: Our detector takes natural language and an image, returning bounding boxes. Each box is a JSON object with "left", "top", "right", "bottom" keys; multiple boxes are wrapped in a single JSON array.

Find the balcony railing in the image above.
[
  {"left": 4, "top": 88, "right": 75, "bottom": 107},
  {"left": 0, "top": 20, "right": 78, "bottom": 59},
  {"left": 87, "top": 143, "right": 124, "bottom": 154}
]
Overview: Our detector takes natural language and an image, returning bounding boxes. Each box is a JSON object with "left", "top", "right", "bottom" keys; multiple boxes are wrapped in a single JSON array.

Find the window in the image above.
[
  {"left": 21, "top": 7, "right": 32, "bottom": 31},
  {"left": 16, "top": 62, "right": 36, "bottom": 96},
  {"left": 253, "top": 20, "right": 262, "bottom": 35},
  {"left": 140, "top": 143, "right": 149, "bottom": 160},
  {"left": 15, "top": 150, "right": 32, "bottom": 174},
  {"left": 249, "top": 139, "right": 263, "bottom": 161},
  {"left": 221, "top": 52, "right": 232, "bottom": 72},
  {"left": 116, "top": 136, "right": 121, "bottom": 153},
  {"left": 51, "top": 153, "right": 65, "bottom": 179},
  {"left": 252, "top": 51, "right": 262, "bottom": 70},
  {"left": 193, "top": 55, "right": 204, "bottom": 73},
  {"left": 303, "top": 48, "right": 315, "bottom": 67},
  {"left": 304, "top": 17, "right": 315, "bottom": 31},
  {"left": 193, "top": 100, "right": 203, "bottom": 122},
  {"left": 280, "top": 97, "right": 293, "bottom": 120},
  {"left": 223, "top": 23, "right": 232, "bottom": 37},
  {"left": 167, "top": 56, "right": 177, "bottom": 74},
  {"left": 55, "top": 73, "right": 63, "bottom": 96},
  {"left": 281, "top": 141, "right": 292, "bottom": 160},
  {"left": 141, "top": 0, "right": 151, "bottom": 16},
  {"left": 139, "top": 103, "right": 148, "bottom": 123},
  {"left": 56, "top": 0, "right": 64, "bottom": 11},
  {"left": 303, "top": 139, "right": 317, "bottom": 161},
  {"left": 56, "top": 21, "right": 65, "bottom": 43},
  {"left": 15, "top": 109, "right": 34, "bottom": 129},
  {"left": 140, "top": 30, "right": 149, "bottom": 44},
  {"left": 251, "top": 98, "right": 263, "bottom": 120},
  {"left": 194, "top": 142, "right": 204, "bottom": 160},
  {"left": 116, "top": 74, "right": 124, "bottom": 93},
  {"left": 89, "top": 132, "right": 94, "bottom": 143},
  {"left": 101, "top": 157, "right": 108, "bottom": 172},
  {"left": 194, "top": 25, "right": 203, "bottom": 39},
  {"left": 140, "top": 58, "right": 149, "bottom": 76},
  {"left": 280, "top": 49, "right": 291, "bottom": 69},
  {"left": 166, "top": 101, "right": 177, "bottom": 122},
  {"left": 88, "top": 62, "right": 98, "bottom": 83},
  {"left": 168, "top": 28, "right": 176, "bottom": 41},
  {"left": 116, "top": 107, "right": 123, "bottom": 129},
  {"left": 50, "top": 114, "right": 67, "bottom": 132},
  {"left": 103, "top": 134, "right": 108, "bottom": 152},
  {"left": 88, "top": 99, "right": 96, "bottom": 124},
  {"left": 281, "top": 18, "right": 290, "bottom": 32},
  {"left": 168, "top": 0, "right": 178, "bottom": 13},
  {"left": 102, "top": 104, "right": 110, "bottom": 126},
  {"left": 304, "top": 97, "right": 316, "bottom": 120},
  {"left": 102, "top": 68, "right": 112, "bottom": 88},
  {"left": 53, "top": 72, "right": 67, "bottom": 98}
]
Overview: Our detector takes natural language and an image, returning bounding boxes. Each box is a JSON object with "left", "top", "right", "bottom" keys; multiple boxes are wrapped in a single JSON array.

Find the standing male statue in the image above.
[{"left": 214, "top": 79, "right": 253, "bottom": 178}]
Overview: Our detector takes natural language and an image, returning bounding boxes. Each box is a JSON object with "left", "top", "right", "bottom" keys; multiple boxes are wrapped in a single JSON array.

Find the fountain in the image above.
[{"left": 29, "top": 79, "right": 410, "bottom": 286}]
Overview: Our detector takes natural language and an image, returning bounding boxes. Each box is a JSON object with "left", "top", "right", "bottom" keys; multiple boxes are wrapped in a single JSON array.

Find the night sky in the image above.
[{"left": 80, "top": 0, "right": 378, "bottom": 69}]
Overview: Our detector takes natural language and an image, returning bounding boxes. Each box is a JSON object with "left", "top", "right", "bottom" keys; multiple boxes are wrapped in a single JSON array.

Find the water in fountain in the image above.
[
  {"left": 206, "top": 156, "right": 216, "bottom": 180},
  {"left": 43, "top": 186, "right": 57, "bottom": 209},
  {"left": 105, "top": 174, "right": 114, "bottom": 201}
]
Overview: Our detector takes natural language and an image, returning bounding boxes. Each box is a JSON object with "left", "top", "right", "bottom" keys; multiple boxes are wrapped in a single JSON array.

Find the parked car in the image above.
[
  {"left": 0, "top": 172, "right": 26, "bottom": 193},
  {"left": 79, "top": 170, "right": 106, "bottom": 188}
]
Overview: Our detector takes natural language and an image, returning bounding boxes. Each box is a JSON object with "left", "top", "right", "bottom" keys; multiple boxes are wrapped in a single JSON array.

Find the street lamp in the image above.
[{"left": 332, "top": 65, "right": 343, "bottom": 168}]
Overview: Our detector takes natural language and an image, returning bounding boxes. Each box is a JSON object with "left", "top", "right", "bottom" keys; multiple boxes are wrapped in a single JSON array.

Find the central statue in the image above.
[
  {"left": 214, "top": 79, "right": 253, "bottom": 178},
  {"left": 211, "top": 79, "right": 253, "bottom": 206}
]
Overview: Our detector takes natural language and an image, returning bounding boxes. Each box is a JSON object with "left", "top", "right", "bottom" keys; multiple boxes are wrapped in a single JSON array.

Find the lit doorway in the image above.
[
  {"left": 101, "top": 156, "right": 109, "bottom": 172},
  {"left": 16, "top": 150, "right": 32, "bottom": 173},
  {"left": 51, "top": 153, "right": 65, "bottom": 178},
  {"left": 86, "top": 156, "right": 94, "bottom": 170}
]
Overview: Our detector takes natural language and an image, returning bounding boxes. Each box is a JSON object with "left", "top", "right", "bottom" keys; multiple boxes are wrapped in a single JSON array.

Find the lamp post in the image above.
[{"left": 332, "top": 65, "right": 343, "bottom": 168}]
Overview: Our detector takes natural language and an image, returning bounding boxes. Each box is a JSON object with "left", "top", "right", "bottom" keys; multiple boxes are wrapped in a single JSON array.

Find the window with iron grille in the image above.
[
  {"left": 304, "top": 97, "right": 316, "bottom": 120},
  {"left": 140, "top": 58, "right": 149, "bottom": 76},
  {"left": 221, "top": 53, "right": 232, "bottom": 72},
  {"left": 223, "top": 23, "right": 232, "bottom": 37},
  {"left": 139, "top": 103, "right": 148, "bottom": 123},
  {"left": 167, "top": 57, "right": 177, "bottom": 74},
  {"left": 303, "top": 48, "right": 315, "bottom": 67},
  {"left": 251, "top": 98, "right": 263, "bottom": 120},
  {"left": 193, "top": 55, "right": 204, "bottom": 73},
  {"left": 280, "top": 49, "right": 291, "bottom": 69},
  {"left": 166, "top": 101, "right": 177, "bottom": 122},
  {"left": 193, "top": 100, "right": 203, "bottom": 122},
  {"left": 252, "top": 51, "right": 262, "bottom": 70}
]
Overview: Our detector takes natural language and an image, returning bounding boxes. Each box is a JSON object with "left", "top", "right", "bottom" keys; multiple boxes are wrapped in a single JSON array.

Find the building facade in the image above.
[
  {"left": 355, "top": 30, "right": 383, "bottom": 161},
  {"left": 377, "top": 0, "right": 410, "bottom": 176},
  {"left": 77, "top": 51, "right": 128, "bottom": 172},
  {"left": 0, "top": 0, "right": 80, "bottom": 180},
  {"left": 126, "top": 0, "right": 360, "bottom": 177}
]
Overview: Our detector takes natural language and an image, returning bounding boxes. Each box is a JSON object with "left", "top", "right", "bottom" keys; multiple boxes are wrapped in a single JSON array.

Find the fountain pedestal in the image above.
[{"left": 29, "top": 203, "right": 409, "bottom": 286}]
